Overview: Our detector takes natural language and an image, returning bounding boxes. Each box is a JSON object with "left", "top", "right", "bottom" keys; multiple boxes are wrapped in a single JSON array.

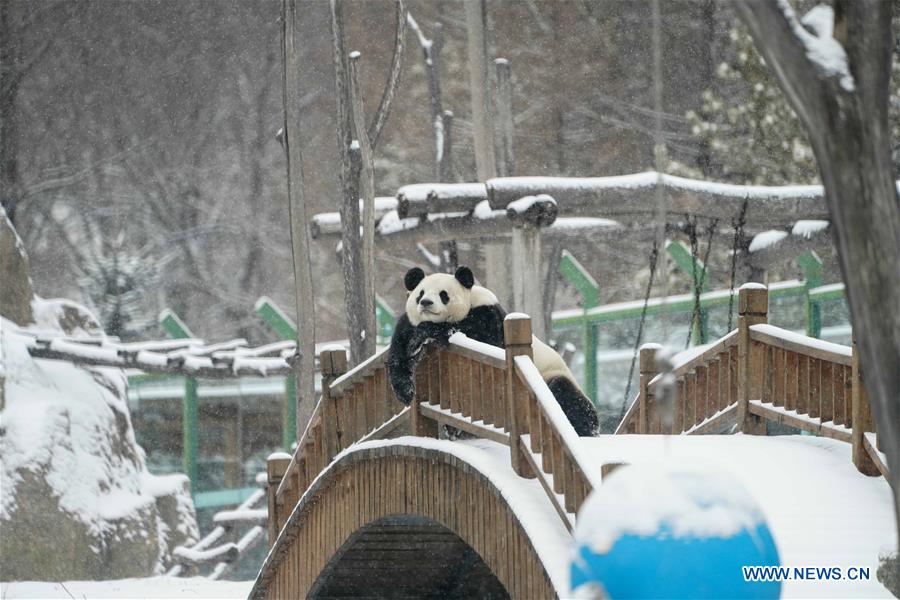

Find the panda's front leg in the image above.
[{"left": 407, "top": 321, "right": 455, "bottom": 357}]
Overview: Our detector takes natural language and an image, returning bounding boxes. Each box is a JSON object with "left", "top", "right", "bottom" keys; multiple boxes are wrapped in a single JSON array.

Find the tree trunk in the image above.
[
  {"left": 0, "top": 1, "right": 20, "bottom": 224},
  {"left": 736, "top": 0, "right": 900, "bottom": 552},
  {"left": 282, "top": 0, "right": 318, "bottom": 433}
]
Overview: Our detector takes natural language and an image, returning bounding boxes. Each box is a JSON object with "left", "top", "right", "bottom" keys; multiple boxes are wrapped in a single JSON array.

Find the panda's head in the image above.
[{"left": 404, "top": 266, "right": 476, "bottom": 326}]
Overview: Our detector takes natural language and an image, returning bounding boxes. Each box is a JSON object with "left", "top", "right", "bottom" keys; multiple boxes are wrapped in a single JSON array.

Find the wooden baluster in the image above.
[
  {"left": 708, "top": 358, "right": 720, "bottom": 416},
  {"left": 320, "top": 349, "right": 348, "bottom": 463},
  {"left": 820, "top": 362, "right": 834, "bottom": 424},
  {"left": 365, "top": 371, "right": 378, "bottom": 433},
  {"left": 461, "top": 357, "right": 473, "bottom": 417},
  {"left": 374, "top": 368, "right": 389, "bottom": 425},
  {"left": 448, "top": 354, "right": 460, "bottom": 415},
  {"left": 482, "top": 365, "right": 495, "bottom": 426},
  {"left": 729, "top": 345, "right": 739, "bottom": 406},
  {"left": 674, "top": 379, "right": 685, "bottom": 433},
  {"left": 493, "top": 366, "right": 506, "bottom": 430},
  {"left": 540, "top": 413, "right": 553, "bottom": 474},
  {"left": 266, "top": 454, "right": 291, "bottom": 548},
  {"left": 411, "top": 349, "right": 439, "bottom": 437},
  {"left": 530, "top": 390, "right": 543, "bottom": 453},
  {"left": 797, "top": 355, "right": 809, "bottom": 415},
  {"left": 685, "top": 371, "right": 696, "bottom": 428},
  {"left": 843, "top": 365, "right": 853, "bottom": 427},
  {"left": 808, "top": 358, "right": 821, "bottom": 420},
  {"left": 472, "top": 362, "right": 485, "bottom": 424},
  {"left": 737, "top": 284, "right": 768, "bottom": 434},
  {"left": 504, "top": 314, "right": 534, "bottom": 477},
  {"left": 638, "top": 344, "right": 660, "bottom": 434},
  {"left": 438, "top": 352, "right": 451, "bottom": 410},
  {"left": 773, "top": 348, "right": 785, "bottom": 407},
  {"left": 564, "top": 460, "right": 577, "bottom": 513},
  {"left": 785, "top": 351, "right": 798, "bottom": 412},
  {"left": 697, "top": 365, "right": 709, "bottom": 420},
  {"left": 832, "top": 362, "right": 845, "bottom": 426},
  {"left": 552, "top": 434, "right": 564, "bottom": 495},
  {"left": 851, "top": 339, "right": 879, "bottom": 474},
  {"left": 354, "top": 385, "right": 366, "bottom": 440}
]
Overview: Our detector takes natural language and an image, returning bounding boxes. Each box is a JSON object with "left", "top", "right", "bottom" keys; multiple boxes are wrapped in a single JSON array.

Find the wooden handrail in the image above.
[
  {"left": 514, "top": 353, "right": 597, "bottom": 528},
  {"left": 749, "top": 324, "right": 851, "bottom": 366},
  {"left": 612, "top": 285, "right": 884, "bottom": 479}
]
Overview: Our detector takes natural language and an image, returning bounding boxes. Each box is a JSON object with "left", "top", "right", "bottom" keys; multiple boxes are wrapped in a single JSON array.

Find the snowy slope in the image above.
[{"left": 576, "top": 434, "right": 896, "bottom": 598}]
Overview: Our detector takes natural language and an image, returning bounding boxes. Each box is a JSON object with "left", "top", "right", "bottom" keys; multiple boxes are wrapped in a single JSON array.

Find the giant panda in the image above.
[{"left": 387, "top": 266, "right": 598, "bottom": 436}]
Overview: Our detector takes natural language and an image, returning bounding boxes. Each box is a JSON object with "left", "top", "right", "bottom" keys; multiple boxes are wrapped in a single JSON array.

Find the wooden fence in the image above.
[
  {"left": 258, "top": 314, "right": 598, "bottom": 598},
  {"left": 616, "top": 284, "right": 886, "bottom": 478}
]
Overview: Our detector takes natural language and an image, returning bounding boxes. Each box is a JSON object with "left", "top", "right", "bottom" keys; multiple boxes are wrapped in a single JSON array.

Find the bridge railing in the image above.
[
  {"left": 504, "top": 315, "right": 597, "bottom": 532},
  {"left": 615, "top": 284, "right": 885, "bottom": 478},
  {"left": 265, "top": 314, "right": 602, "bottom": 548}
]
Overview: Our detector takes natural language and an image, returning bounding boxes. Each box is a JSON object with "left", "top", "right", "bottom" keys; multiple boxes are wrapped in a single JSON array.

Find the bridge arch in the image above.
[{"left": 250, "top": 440, "right": 565, "bottom": 599}]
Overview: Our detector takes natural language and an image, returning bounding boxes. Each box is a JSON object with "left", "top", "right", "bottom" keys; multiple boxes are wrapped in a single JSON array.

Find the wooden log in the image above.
[
  {"left": 737, "top": 284, "right": 768, "bottom": 434},
  {"left": 486, "top": 173, "right": 830, "bottom": 226},
  {"left": 504, "top": 314, "right": 534, "bottom": 478}
]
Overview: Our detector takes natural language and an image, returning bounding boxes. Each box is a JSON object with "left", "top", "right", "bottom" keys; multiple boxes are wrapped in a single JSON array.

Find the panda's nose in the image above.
[{"left": 419, "top": 298, "right": 434, "bottom": 308}]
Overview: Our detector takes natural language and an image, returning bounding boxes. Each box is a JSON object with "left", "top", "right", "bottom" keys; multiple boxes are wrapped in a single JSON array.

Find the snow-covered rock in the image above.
[{"left": 0, "top": 217, "right": 199, "bottom": 581}]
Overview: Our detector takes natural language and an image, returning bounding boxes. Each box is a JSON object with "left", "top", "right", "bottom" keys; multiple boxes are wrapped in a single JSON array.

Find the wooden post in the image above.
[
  {"left": 511, "top": 226, "right": 545, "bottom": 339},
  {"left": 851, "top": 339, "right": 879, "bottom": 475},
  {"left": 638, "top": 343, "right": 661, "bottom": 434},
  {"left": 737, "top": 284, "right": 768, "bottom": 434},
  {"left": 266, "top": 453, "right": 291, "bottom": 548},
  {"left": 320, "top": 349, "right": 348, "bottom": 462},
  {"left": 504, "top": 314, "right": 534, "bottom": 478}
]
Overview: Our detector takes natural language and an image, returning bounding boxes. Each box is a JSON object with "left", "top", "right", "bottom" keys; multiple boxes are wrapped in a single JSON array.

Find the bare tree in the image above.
[
  {"left": 330, "top": 0, "right": 406, "bottom": 365},
  {"left": 735, "top": 0, "right": 899, "bottom": 545}
]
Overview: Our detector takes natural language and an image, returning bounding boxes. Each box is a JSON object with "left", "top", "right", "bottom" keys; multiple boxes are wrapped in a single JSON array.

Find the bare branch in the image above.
[{"left": 367, "top": 0, "right": 407, "bottom": 149}]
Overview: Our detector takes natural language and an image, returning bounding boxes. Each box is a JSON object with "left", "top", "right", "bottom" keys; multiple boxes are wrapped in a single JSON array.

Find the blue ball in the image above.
[{"left": 571, "top": 463, "right": 781, "bottom": 599}]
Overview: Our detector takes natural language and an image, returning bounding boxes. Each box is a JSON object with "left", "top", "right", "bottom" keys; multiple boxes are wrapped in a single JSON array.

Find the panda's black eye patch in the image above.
[
  {"left": 440, "top": 291, "right": 450, "bottom": 305},
  {"left": 416, "top": 290, "right": 424, "bottom": 303}
]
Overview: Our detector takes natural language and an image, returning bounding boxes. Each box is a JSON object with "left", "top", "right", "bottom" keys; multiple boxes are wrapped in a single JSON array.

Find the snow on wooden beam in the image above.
[
  {"left": 747, "top": 221, "right": 833, "bottom": 270},
  {"left": 486, "top": 172, "right": 841, "bottom": 225},
  {"left": 397, "top": 183, "right": 487, "bottom": 218}
]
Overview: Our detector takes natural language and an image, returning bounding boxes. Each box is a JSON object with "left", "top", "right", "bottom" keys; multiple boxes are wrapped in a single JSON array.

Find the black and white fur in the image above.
[{"left": 388, "top": 266, "right": 598, "bottom": 436}]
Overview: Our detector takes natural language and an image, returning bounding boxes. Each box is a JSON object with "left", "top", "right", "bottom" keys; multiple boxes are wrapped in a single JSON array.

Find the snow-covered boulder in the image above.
[
  {"left": 1, "top": 308, "right": 200, "bottom": 580},
  {"left": 0, "top": 219, "right": 199, "bottom": 580}
]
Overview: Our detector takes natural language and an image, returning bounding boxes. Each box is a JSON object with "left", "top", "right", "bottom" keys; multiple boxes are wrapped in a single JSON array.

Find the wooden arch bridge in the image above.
[{"left": 252, "top": 285, "right": 888, "bottom": 599}]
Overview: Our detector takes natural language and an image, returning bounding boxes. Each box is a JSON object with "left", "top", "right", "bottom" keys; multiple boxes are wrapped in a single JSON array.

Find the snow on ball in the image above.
[{"left": 571, "top": 462, "right": 781, "bottom": 599}]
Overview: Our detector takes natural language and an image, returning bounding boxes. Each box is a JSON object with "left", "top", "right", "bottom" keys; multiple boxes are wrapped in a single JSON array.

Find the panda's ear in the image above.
[
  {"left": 454, "top": 266, "right": 475, "bottom": 289},
  {"left": 404, "top": 267, "right": 426, "bottom": 291}
]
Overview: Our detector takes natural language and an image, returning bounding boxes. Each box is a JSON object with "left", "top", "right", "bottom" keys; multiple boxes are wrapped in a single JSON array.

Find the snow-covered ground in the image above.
[
  {"left": 0, "top": 577, "right": 251, "bottom": 599},
  {"left": 578, "top": 434, "right": 896, "bottom": 598}
]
